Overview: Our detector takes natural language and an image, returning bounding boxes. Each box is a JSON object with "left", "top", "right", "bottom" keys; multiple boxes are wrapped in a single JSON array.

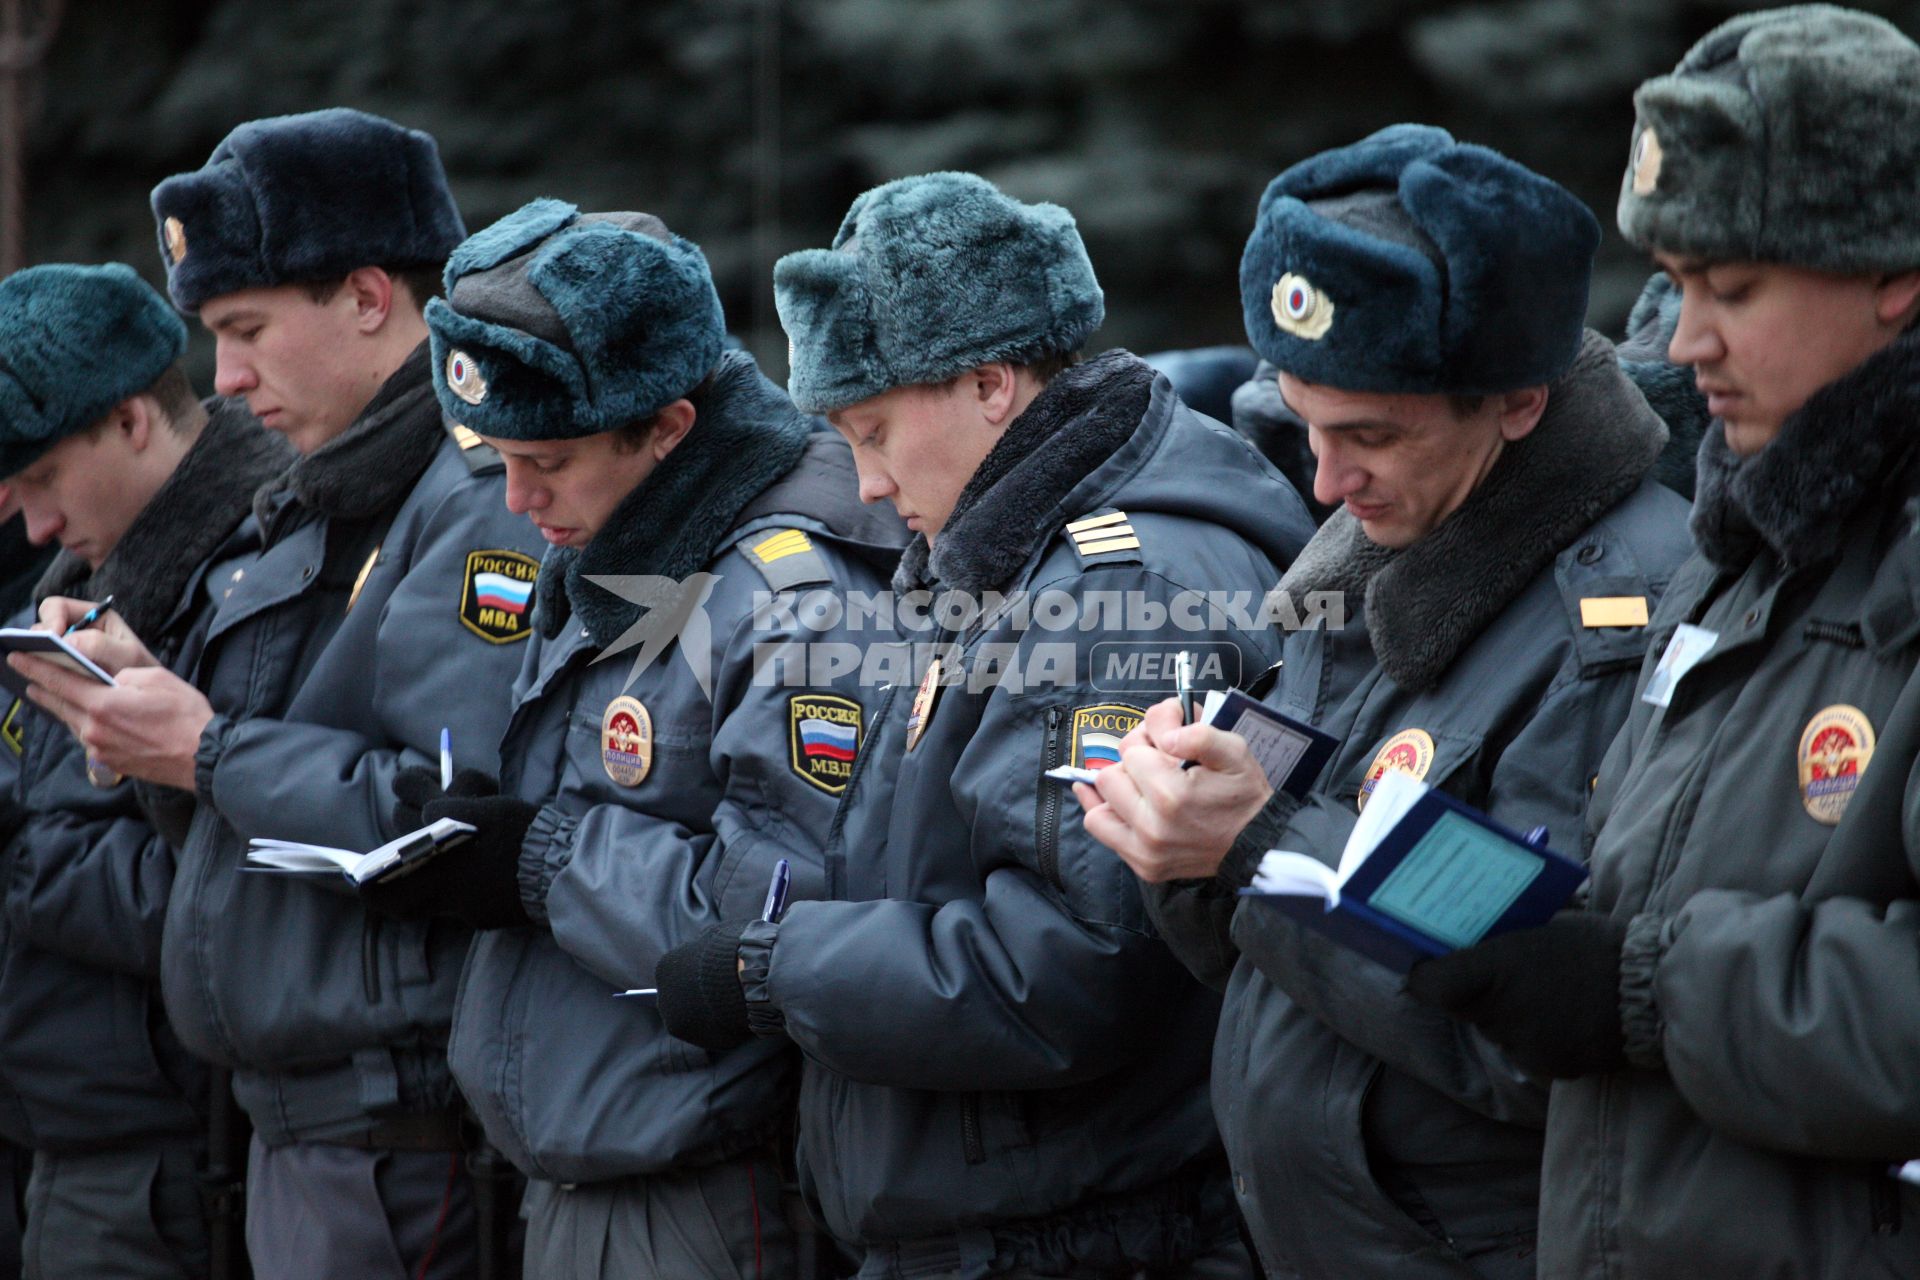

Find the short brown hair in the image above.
[
  {"left": 610, "top": 367, "right": 718, "bottom": 454},
  {"left": 302, "top": 263, "right": 445, "bottom": 312}
]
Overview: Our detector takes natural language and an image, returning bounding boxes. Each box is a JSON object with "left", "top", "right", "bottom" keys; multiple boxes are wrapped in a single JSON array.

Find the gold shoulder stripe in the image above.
[
  {"left": 1066, "top": 510, "right": 1130, "bottom": 535},
  {"left": 347, "top": 544, "right": 381, "bottom": 614},
  {"left": 451, "top": 424, "right": 485, "bottom": 451},
  {"left": 753, "top": 530, "right": 814, "bottom": 563},
  {"left": 1077, "top": 535, "right": 1142, "bottom": 555}
]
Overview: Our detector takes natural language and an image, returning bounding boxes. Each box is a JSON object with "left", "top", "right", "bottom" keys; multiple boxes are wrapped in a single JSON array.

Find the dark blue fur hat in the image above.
[
  {"left": 0, "top": 264, "right": 187, "bottom": 479},
  {"left": 1240, "top": 124, "right": 1599, "bottom": 395},
  {"left": 150, "top": 107, "right": 465, "bottom": 312},
  {"left": 774, "top": 171, "right": 1105, "bottom": 415},
  {"left": 423, "top": 199, "right": 725, "bottom": 439}
]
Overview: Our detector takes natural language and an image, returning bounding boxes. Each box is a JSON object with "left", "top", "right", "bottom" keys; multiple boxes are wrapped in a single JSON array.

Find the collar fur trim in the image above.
[
  {"left": 1280, "top": 330, "right": 1666, "bottom": 691},
  {"left": 533, "top": 350, "right": 812, "bottom": 646},
  {"left": 1690, "top": 327, "right": 1920, "bottom": 571},
  {"left": 894, "top": 350, "right": 1154, "bottom": 595},
  {"left": 37, "top": 399, "right": 292, "bottom": 637}
]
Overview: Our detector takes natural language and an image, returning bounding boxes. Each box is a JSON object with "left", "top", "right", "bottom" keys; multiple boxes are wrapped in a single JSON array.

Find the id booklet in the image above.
[
  {"left": 1240, "top": 770, "right": 1587, "bottom": 972},
  {"left": 0, "top": 628, "right": 117, "bottom": 699},
  {"left": 1045, "top": 689, "right": 1337, "bottom": 793},
  {"left": 244, "top": 817, "right": 475, "bottom": 886}
]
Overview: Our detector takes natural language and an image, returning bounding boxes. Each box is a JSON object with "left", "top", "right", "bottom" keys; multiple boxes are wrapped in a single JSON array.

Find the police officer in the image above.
[
  {"left": 1077, "top": 126, "right": 1692, "bottom": 1278},
  {"left": 1407, "top": 10, "right": 1920, "bottom": 1276},
  {"left": 14, "top": 110, "right": 545, "bottom": 1278},
  {"left": 654, "top": 170, "right": 1315, "bottom": 1277},
  {"left": 0, "top": 264, "right": 288, "bottom": 1278},
  {"left": 356, "top": 199, "right": 907, "bottom": 1277}
]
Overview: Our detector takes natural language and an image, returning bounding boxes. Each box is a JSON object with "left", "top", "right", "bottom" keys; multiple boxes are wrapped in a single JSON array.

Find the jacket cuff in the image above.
[
  {"left": 1620, "top": 911, "right": 1670, "bottom": 1070},
  {"left": 194, "top": 713, "right": 234, "bottom": 803},
  {"left": 516, "top": 803, "right": 578, "bottom": 927},
  {"left": 1214, "top": 790, "right": 1302, "bottom": 893},
  {"left": 739, "top": 919, "right": 786, "bottom": 1037}
]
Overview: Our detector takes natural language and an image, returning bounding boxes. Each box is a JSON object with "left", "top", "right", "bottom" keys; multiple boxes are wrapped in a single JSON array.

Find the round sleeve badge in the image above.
[
  {"left": 446, "top": 349, "right": 489, "bottom": 405},
  {"left": 1798, "top": 704, "right": 1874, "bottom": 825},
  {"left": 1358, "top": 728, "right": 1435, "bottom": 812},
  {"left": 602, "top": 696, "right": 654, "bottom": 787}
]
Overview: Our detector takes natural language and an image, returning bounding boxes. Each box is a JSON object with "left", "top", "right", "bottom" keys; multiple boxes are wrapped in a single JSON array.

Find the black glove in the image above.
[
  {"left": 361, "top": 788, "right": 538, "bottom": 929},
  {"left": 391, "top": 765, "right": 499, "bottom": 832},
  {"left": 1405, "top": 910, "right": 1630, "bottom": 1080},
  {"left": 654, "top": 921, "right": 755, "bottom": 1053}
]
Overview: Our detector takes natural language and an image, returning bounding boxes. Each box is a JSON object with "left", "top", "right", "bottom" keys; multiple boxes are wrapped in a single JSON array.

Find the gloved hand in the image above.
[
  {"left": 363, "top": 776, "right": 537, "bottom": 929},
  {"left": 1404, "top": 909, "right": 1630, "bottom": 1080},
  {"left": 654, "top": 921, "right": 755, "bottom": 1052},
  {"left": 391, "top": 764, "right": 498, "bottom": 832}
]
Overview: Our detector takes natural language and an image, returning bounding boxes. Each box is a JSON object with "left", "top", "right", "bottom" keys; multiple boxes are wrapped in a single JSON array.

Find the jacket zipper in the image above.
[
  {"left": 362, "top": 915, "right": 382, "bottom": 1003},
  {"left": 1036, "top": 706, "right": 1067, "bottom": 889},
  {"left": 822, "top": 683, "right": 899, "bottom": 901},
  {"left": 961, "top": 1093, "right": 987, "bottom": 1165}
]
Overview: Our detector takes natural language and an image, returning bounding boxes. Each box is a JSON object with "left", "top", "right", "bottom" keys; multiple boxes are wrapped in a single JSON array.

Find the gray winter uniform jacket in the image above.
[
  {"left": 0, "top": 403, "right": 287, "bottom": 1154},
  {"left": 160, "top": 344, "right": 547, "bottom": 1146},
  {"left": 451, "top": 355, "right": 909, "bottom": 1183},
  {"left": 1149, "top": 334, "right": 1692, "bottom": 1278},
  {"left": 736, "top": 353, "right": 1316, "bottom": 1276},
  {"left": 1542, "top": 327, "right": 1920, "bottom": 1277}
]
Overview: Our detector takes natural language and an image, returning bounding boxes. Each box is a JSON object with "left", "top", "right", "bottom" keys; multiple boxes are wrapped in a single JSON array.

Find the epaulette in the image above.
[
  {"left": 2, "top": 698, "right": 24, "bottom": 757},
  {"left": 1065, "top": 509, "right": 1144, "bottom": 566},
  {"left": 446, "top": 421, "right": 503, "bottom": 474},
  {"left": 739, "top": 527, "right": 833, "bottom": 592}
]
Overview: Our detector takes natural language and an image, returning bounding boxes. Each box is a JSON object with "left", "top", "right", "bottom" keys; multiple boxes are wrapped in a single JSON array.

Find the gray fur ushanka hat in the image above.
[
  {"left": 1618, "top": 5, "right": 1920, "bottom": 272},
  {"left": 150, "top": 107, "right": 466, "bottom": 312},
  {"left": 774, "top": 171, "right": 1105, "bottom": 415},
  {"left": 424, "top": 198, "right": 725, "bottom": 439},
  {"left": 0, "top": 263, "right": 187, "bottom": 479},
  {"left": 1239, "top": 124, "right": 1599, "bottom": 396}
]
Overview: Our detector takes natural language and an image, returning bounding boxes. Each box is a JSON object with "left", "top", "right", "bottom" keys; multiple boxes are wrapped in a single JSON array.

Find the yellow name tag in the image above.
[{"left": 1580, "top": 596, "right": 1649, "bottom": 628}]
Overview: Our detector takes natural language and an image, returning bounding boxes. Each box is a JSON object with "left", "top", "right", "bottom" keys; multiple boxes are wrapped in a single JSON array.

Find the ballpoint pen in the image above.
[
  {"left": 62, "top": 595, "right": 115, "bottom": 637},
  {"left": 439, "top": 727, "right": 454, "bottom": 792},
  {"left": 619, "top": 859, "right": 794, "bottom": 999}
]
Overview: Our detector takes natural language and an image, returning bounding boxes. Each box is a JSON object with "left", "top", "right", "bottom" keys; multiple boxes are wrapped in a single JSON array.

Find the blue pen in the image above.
[
  {"left": 439, "top": 727, "right": 454, "bottom": 791},
  {"left": 62, "top": 595, "right": 115, "bottom": 637},
  {"left": 762, "top": 858, "right": 792, "bottom": 924}
]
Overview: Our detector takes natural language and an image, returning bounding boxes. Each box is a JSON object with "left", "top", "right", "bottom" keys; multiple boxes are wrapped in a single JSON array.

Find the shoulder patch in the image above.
[
  {"left": 1071, "top": 702, "right": 1145, "bottom": 771},
  {"left": 460, "top": 549, "right": 539, "bottom": 644},
  {"left": 742, "top": 527, "right": 832, "bottom": 592},
  {"left": 446, "top": 421, "right": 503, "bottom": 474},
  {"left": 1065, "top": 509, "right": 1143, "bottom": 566},
  {"left": 1, "top": 699, "right": 23, "bottom": 757},
  {"left": 789, "top": 693, "right": 863, "bottom": 794}
]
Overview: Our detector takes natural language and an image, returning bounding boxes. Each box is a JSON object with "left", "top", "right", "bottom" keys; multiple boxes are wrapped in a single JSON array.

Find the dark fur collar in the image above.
[
  {"left": 895, "top": 350, "right": 1155, "bottom": 594},
  {"left": 36, "top": 399, "right": 291, "bottom": 638},
  {"left": 533, "top": 350, "right": 812, "bottom": 645},
  {"left": 1690, "top": 327, "right": 1920, "bottom": 571},
  {"left": 1280, "top": 330, "right": 1666, "bottom": 691},
  {"left": 262, "top": 341, "right": 446, "bottom": 522}
]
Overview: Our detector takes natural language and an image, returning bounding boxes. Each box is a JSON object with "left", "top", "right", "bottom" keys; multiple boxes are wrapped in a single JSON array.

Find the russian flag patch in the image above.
[
  {"left": 789, "top": 693, "right": 864, "bottom": 795},
  {"left": 460, "top": 549, "right": 540, "bottom": 644}
]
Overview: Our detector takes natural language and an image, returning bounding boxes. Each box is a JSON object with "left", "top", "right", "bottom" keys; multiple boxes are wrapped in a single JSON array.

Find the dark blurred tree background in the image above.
[{"left": 20, "top": 0, "right": 1920, "bottom": 380}]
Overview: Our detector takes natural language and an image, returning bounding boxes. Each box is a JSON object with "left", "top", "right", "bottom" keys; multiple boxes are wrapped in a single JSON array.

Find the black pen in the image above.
[{"left": 61, "top": 595, "right": 114, "bottom": 637}]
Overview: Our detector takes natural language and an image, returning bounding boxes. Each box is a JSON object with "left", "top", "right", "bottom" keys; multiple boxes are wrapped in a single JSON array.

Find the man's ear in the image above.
[
  {"left": 343, "top": 266, "right": 398, "bottom": 334},
  {"left": 650, "top": 399, "right": 698, "bottom": 462},
  {"left": 108, "top": 396, "right": 153, "bottom": 453},
  {"left": 1496, "top": 384, "right": 1550, "bottom": 443},
  {"left": 1875, "top": 269, "right": 1920, "bottom": 330},
  {"left": 971, "top": 361, "right": 1021, "bottom": 426}
]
